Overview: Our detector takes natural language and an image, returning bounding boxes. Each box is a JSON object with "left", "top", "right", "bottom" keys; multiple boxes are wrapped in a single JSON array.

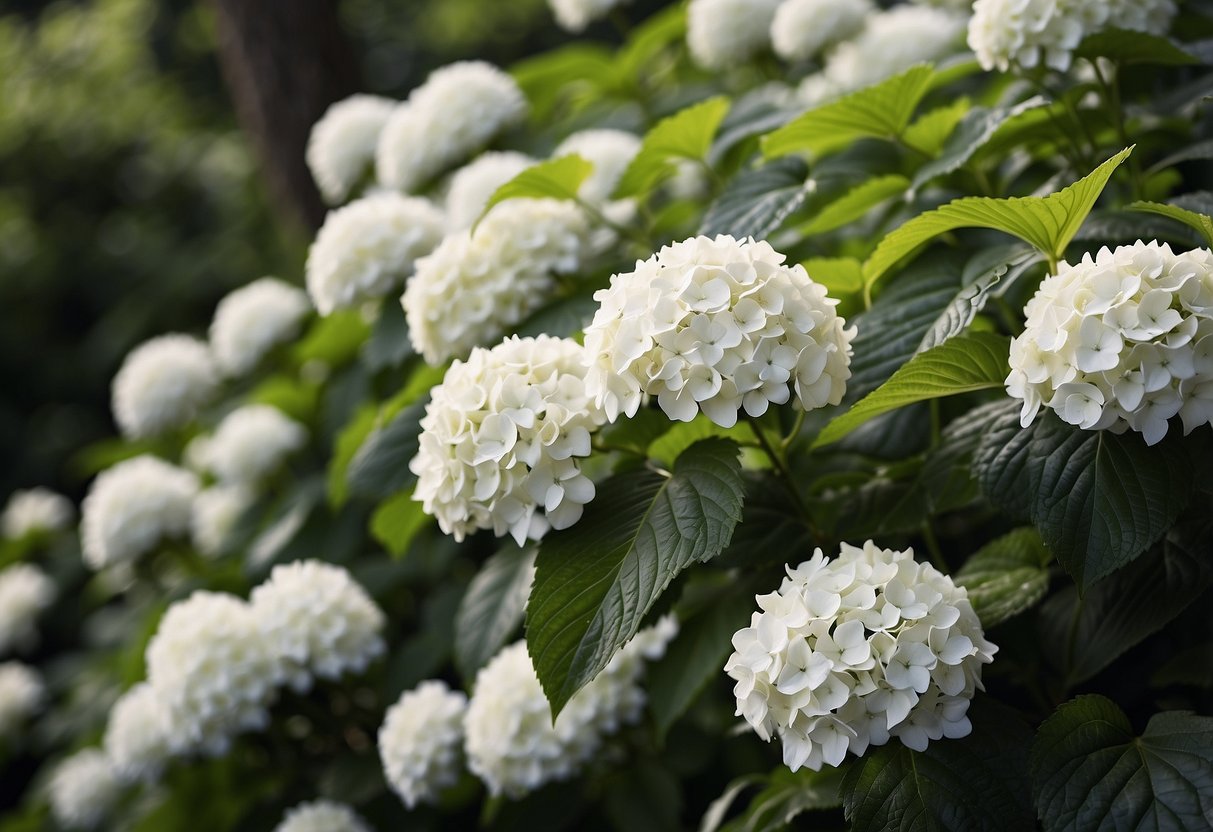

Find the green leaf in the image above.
[
  {"left": 911, "top": 96, "right": 1049, "bottom": 190},
  {"left": 1128, "top": 199, "right": 1213, "bottom": 246},
  {"left": 455, "top": 545, "right": 537, "bottom": 682},
  {"left": 1030, "top": 696, "right": 1213, "bottom": 832},
  {"left": 527, "top": 438, "right": 744, "bottom": 717},
  {"left": 955, "top": 528, "right": 1051, "bottom": 628},
  {"left": 293, "top": 309, "right": 371, "bottom": 367},
  {"left": 1075, "top": 28, "right": 1200, "bottom": 66},
  {"left": 799, "top": 174, "right": 909, "bottom": 235},
  {"left": 813, "top": 332, "right": 1010, "bottom": 449},
  {"left": 481, "top": 155, "right": 590, "bottom": 219},
  {"left": 327, "top": 405, "right": 378, "bottom": 507},
  {"left": 763, "top": 64, "right": 935, "bottom": 159},
  {"left": 345, "top": 396, "right": 429, "bottom": 501},
  {"left": 369, "top": 489, "right": 430, "bottom": 558},
  {"left": 804, "top": 257, "right": 863, "bottom": 296},
  {"left": 361, "top": 300, "right": 413, "bottom": 371},
  {"left": 902, "top": 98, "right": 971, "bottom": 157},
  {"left": 718, "top": 473, "right": 814, "bottom": 570},
  {"left": 511, "top": 44, "right": 613, "bottom": 120},
  {"left": 247, "top": 375, "right": 319, "bottom": 424},
  {"left": 614, "top": 5, "right": 686, "bottom": 82},
  {"left": 699, "top": 157, "right": 809, "bottom": 239},
  {"left": 720, "top": 767, "right": 844, "bottom": 832},
  {"left": 648, "top": 416, "right": 756, "bottom": 466},
  {"left": 615, "top": 97, "right": 730, "bottom": 198}
]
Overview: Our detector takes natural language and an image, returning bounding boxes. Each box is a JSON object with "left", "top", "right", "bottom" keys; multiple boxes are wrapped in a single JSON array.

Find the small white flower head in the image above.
[
  {"left": 307, "top": 94, "right": 396, "bottom": 204},
  {"left": 553, "top": 129, "right": 641, "bottom": 204},
  {"left": 403, "top": 200, "right": 590, "bottom": 365},
  {"left": 584, "top": 234, "right": 855, "bottom": 428},
  {"left": 250, "top": 560, "right": 386, "bottom": 692},
  {"left": 200, "top": 405, "right": 307, "bottom": 485},
  {"left": 111, "top": 334, "right": 218, "bottom": 439},
  {"left": 0, "top": 564, "right": 55, "bottom": 655},
  {"left": 725, "top": 541, "right": 997, "bottom": 772},
  {"left": 548, "top": 0, "right": 630, "bottom": 32},
  {"left": 1007, "top": 241, "right": 1213, "bottom": 446},
  {"left": 376, "top": 61, "right": 527, "bottom": 192},
  {"left": 81, "top": 455, "right": 199, "bottom": 571},
  {"left": 688, "top": 0, "right": 782, "bottom": 69},
  {"left": 145, "top": 591, "right": 281, "bottom": 756},
  {"left": 823, "top": 5, "right": 966, "bottom": 93},
  {"left": 2, "top": 488, "right": 74, "bottom": 539},
  {"left": 771, "top": 0, "right": 873, "bottom": 63},
  {"left": 48, "top": 749, "right": 122, "bottom": 830},
  {"left": 379, "top": 680, "right": 468, "bottom": 808},
  {"left": 306, "top": 192, "right": 445, "bottom": 316},
  {"left": 103, "top": 683, "right": 171, "bottom": 784},
  {"left": 190, "top": 485, "right": 254, "bottom": 558},
  {"left": 273, "top": 800, "right": 373, "bottom": 832},
  {"left": 0, "top": 661, "right": 44, "bottom": 740},
  {"left": 411, "top": 335, "right": 606, "bottom": 545},
  {"left": 445, "top": 151, "right": 536, "bottom": 230},
  {"left": 209, "top": 277, "right": 311, "bottom": 377}
]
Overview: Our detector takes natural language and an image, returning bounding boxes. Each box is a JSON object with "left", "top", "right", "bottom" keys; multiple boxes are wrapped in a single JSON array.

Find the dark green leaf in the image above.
[
  {"left": 699, "top": 157, "right": 810, "bottom": 239},
  {"left": 955, "top": 528, "right": 1051, "bottom": 628},
  {"left": 455, "top": 545, "right": 537, "bottom": 683},
  {"left": 361, "top": 301, "right": 413, "bottom": 370},
  {"left": 1075, "top": 28, "right": 1200, "bottom": 66},
  {"left": 717, "top": 472, "right": 814, "bottom": 570},
  {"left": 720, "top": 767, "right": 844, "bottom": 832},
  {"left": 911, "top": 96, "right": 1048, "bottom": 190},
  {"left": 346, "top": 396, "right": 429, "bottom": 501}
]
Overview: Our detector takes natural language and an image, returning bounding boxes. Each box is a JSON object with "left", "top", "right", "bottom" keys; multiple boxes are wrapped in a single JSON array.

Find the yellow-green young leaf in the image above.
[
  {"left": 762, "top": 64, "right": 935, "bottom": 159},
  {"left": 510, "top": 44, "right": 614, "bottom": 121},
  {"left": 370, "top": 489, "right": 430, "bottom": 558},
  {"left": 614, "top": 96, "right": 730, "bottom": 198},
  {"left": 1128, "top": 200, "right": 1213, "bottom": 246},
  {"left": 803, "top": 257, "right": 864, "bottom": 296},
  {"left": 480, "top": 155, "right": 592, "bottom": 220},
  {"left": 799, "top": 174, "right": 909, "bottom": 235},
  {"left": 902, "top": 98, "right": 970, "bottom": 156},
  {"left": 293, "top": 310, "right": 371, "bottom": 367},
  {"left": 813, "top": 332, "right": 1010, "bottom": 448},
  {"left": 955, "top": 528, "right": 1051, "bottom": 627},
  {"left": 648, "top": 416, "right": 756, "bottom": 465},
  {"left": 613, "top": 5, "right": 686, "bottom": 83}
]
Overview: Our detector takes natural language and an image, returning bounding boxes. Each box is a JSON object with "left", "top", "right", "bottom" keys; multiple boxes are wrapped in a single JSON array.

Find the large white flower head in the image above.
[
  {"left": 1007, "top": 241, "right": 1213, "bottom": 445},
  {"left": 201, "top": 405, "right": 307, "bottom": 485},
  {"left": 103, "top": 683, "right": 171, "bottom": 784},
  {"left": 822, "top": 5, "right": 967, "bottom": 93},
  {"left": 273, "top": 800, "right": 373, "bottom": 832},
  {"left": 306, "top": 192, "right": 445, "bottom": 316},
  {"left": 725, "top": 541, "right": 996, "bottom": 772},
  {"left": 771, "top": 0, "right": 873, "bottom": 63},
  {"left": 145, "top": 591, "right": 281, "bottom": 756},
  {"left": 548, "top": 0, "right": 630, "bottom": 32},
  {"left": 0, "top": 661, "right": 43, "bottom": 740},
  {"left": 688, "top": 0, "right": 782, "bottom": 70},
  {"left": 250, "top": 560, "right": 386, "bottom": 691},
  {"left": 379, "top": 680, "right": 468, "bottom": 808},
  {"left": 48, "top": 749, "right": 122, "bottom": 830},
  {"left": 445, "top": 151, "right": 536, "bottom": 230},
  {"left": 111, "top": 334, "right": 218, "bottom": 439},
  {"left": 411, "top": 335, "right": 606, "bottom": 545},
  {"left": 2, "top": 488, "right": 74, "bottom": 539},
  {"left": 403, "top": 200, "right": 590, "bottom": 365},
  {"left": 553, "top": 129, "right": 641, "bottom": 204},
  {"left": 307, "top": 94, "right": 396, "bottom": 204},
  {"left": 584, "top": 235, "right": 855, "bottom": 428},
  {"left": 81, "top": 455, "right": 199, "bottom": 571},
  {"left": 209, "top": 277, "right": 311, "bottom": 377},
  {"left": 376, "top": 61, "right": 527, "bottom": 192},
  {"left": 190, "top": 485, "right": 253, "bottom": 558},
  {"left": 0, "top": 564, "right": 55, "bottom": 654}
]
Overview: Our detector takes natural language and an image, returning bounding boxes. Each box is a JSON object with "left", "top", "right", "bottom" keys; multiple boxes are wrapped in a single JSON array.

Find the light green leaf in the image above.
[
  {"left": 369, "top": 489, "right": 430, "bottom": 558},
  {"left": 803, "top": 257, "right": 863, "bottom": 297},
  {"left": 455, "top": 545, "right": 537, "bottom": 682},
  {"left": 799, "top": 174, "right": 909, "bottom": 235},
  {"left": 911, "top": 96, "right": 1049, "bottom": 190},
  {"left": 648, "top": 416, "right": 756, "bottom": 465},
  {"left": 481, "top": 154, "right": 592, "bottom": 218},
  {"left": 614, "top": 5, "right": 686, "bottom": 83},
  {"left": 955, "top": 528, "right": 1051, "bottom": 628},
  {"left": 615, "top": 97, "right": 730, "bottom": 198},
  {"left": 699, "top": 157, "right": 809, "bottom": 239},
  {"left": 293, "top": 309, "right": 371, "bottom": 367},
  {"left": 902, "top": 98, "right": 971, "bottom": 157},
  {"left": 1075, "top": 27, "right": 1200, "bottom": 66},
  {"left": 1128, "top": 199, "right": 1213, "bottom": 246}
]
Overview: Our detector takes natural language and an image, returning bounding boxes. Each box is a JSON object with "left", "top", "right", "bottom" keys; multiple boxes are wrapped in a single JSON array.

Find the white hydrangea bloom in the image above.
[
  {"left": 103, "top": 683, "right": 171, "bottom": 783},
  {"left": 201, "top": 405, "right": 307, "bottom": 485},
  {"left": 725, "top": 541, "right": 996, "bottom": 771},
  {"left": 81, "top": 455, "right": 199, "bottom": 570},
  {"left": 250, "top": 560, "right": 386, "bottom": 692},
  {"left": 2, "top": 488, "right": 74, "bottom": 539},
  {"left": 0, "top": 564, "right": 55, "bottom": 655},
  {"left": 822, "top": 5, "right": 967, "bottom": 93},
  {"left": 771, "top": 0, "right": 873, "bottom": 63},
  {"left": 553, "top": 129, "right": 641, "bottom": 204},
  {"left": 190, "top": 485, "right": 254, "bottom": 557},
  {"left": 307, "top": 94, "right": 396, "bottom": 204},
  {"left": 584, "top": 235, "right": 855, "bottom": 428},
  {"left": 376, "top": 61, "right": 527, "bottom": 192},
  {"left": 465, "top": 619, "right": 677, "bottom": 798},
  {"left": 145, "top": 591, "right": 281, "bottom": 756},
  {"left": 548, "top": 0, "right": 630, "bottom": 32},
  {"left": 411, "top": 335, "right": 606, "bottom": 545},
  {"left": 0, "top": 662, "right": 43, "bottom": 739},
  {"left": 273, "top": 800, "right": 373, "bottom": 832},
  {"left": 48, "top": 749, "right": 122, "bottom": 830},
  {"left": 209, "top": 277, "right": 311, "bottom": 377},
  {"left": 1007, "top": 241, "right": 1213, "bottom": 446},
  {"left": 403, "top": 200, "right": 590, "bottom": 365},
  {"left": 445, "top": 151, "right": 536, "bottom": 230},
  {"left": 379, "top": 680, "right": 468, "bottom": 808},
  {"left": 306, "top": 193, "right": 445, "bottom": 315},
  {"left": 111, "top": 334, "right": 218, "bottom": 439},
  {"left": 688, "top": 0, "right": 782, "bottom": 69}
]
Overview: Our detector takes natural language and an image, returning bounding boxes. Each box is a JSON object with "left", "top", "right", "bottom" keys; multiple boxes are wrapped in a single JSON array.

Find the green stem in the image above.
[
  {"left": 781, "top": 408, "right": 807, "bottom": 452},
  {"left": 919, "top": 521, "right": 947, "bottom": 572},
  {"left": 744, "top": 414, "right": 822, "bottom": 544}
]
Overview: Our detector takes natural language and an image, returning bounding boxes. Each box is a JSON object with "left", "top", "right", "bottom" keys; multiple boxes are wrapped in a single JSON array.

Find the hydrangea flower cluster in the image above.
[
  {"left": 48, "top": 749, "right": 122, "bottom": 830},
  {"left": 103, "top": 683, "right": 171, "bottom": 783},
  {"left": 273, "top": 800, "right": 373, "bottom": 832},
  {"left": 111, "top": 334, "right": 218, "bottom": 439},
  {"left": 306, "top": 94, "right": 395, "bottom": 204},
  {"left": 190, "top": 485, "right": 253, "bottom": 557},
  {"left": 725, "top": 541, "right": 996, "bottom": 771},
  {"left": 548, "top": 0, "right": 630, "bottom": 32},
  {"left": 379, "top": 680, "right": 468, "bottom": 808},
  {"left": 200, "top": 404, "right": 307, "bottom": 485},
  {"left": 583, "top": 235, "right": 855, "bottom": 427},
  {"left": 2, "top": 487, "right": 74, "bottom": 539},
  {"left": 1006, "top": 241, "right": 1213, "bottom": 445},
  {"left": 403, "top": 202, "right": 590, "bottom": 365},
  {"left": 81, "top": 455, "right": 199, "bottom": 570},
  {"left": 306, "top": 193, "right": 445, "bottom": 315},
  {"left": 376, "top": 61, "right": 527, "bottom": 192},
  {"left": 411, "top": 335, "right": 606, "bottom": 544},
  {"left": 0, "top": 564, "right": 55, "bottom": 654},
  {"left": 687, "top": 0, "right": 781, "bottom": 70},
  {"left": 771, "top": 0, "right": 872, "bottom": 63},
  {"left": 444, "top": 151, "right": 535, "bottom": 229},
  {"left": 0, "top": 661, "right": 43, "bottom": 739},
  {"left": 209, "top": 277, "right": 311, "bottom": 377}
]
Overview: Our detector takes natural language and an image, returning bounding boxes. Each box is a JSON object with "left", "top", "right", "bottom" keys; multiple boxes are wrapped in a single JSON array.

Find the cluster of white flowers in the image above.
[
  {"left": 969, "top": 0, "right": 1176, "bottom": 72},
  {"left": 111, "top": 334, "right": 218, "bottom": 438},
  {"left": 306, "top": 193, "right": 445, "bottom": 315},
  {"left": 190, "top": 485, "right": 253, "bottom": 557},
  {"left": 0, "top": 564, "right": 55, "bottom": 654},
  {"left": 465, "top": 618, "right": 676, "bottom": 798},
  {"left": 403, "top": 200, "right": 590, "bottom": 365},
  {"left": 103, "top": 683, "right": 171, "bottom": 783},
  {"left": 548, "top": 0, "right": 629, "bottom": 32},
  {"left": 48, "top": 749, "right": 122, "bottom": 830},
  {"left": 273, "top": 800, "right": 373, "bottom": 832},
  {"left": 209, "top": 277, "right": 311, "bottom": 377},
  {"left": 687, "top": 0, "right": 781, "bottom": 70},
  {"left": 0, "top": 661, "right": 43, "bottom": 739},
  {"left": 584, "top": 235, "right": 854, "bottom": 427},
  {"left": 444, "top": 151, "right": 536, "bottom": 229},
  {"left": 411, "top": 335, "right": 606, "bottom": 544},
  {"left": 81, "top": 455, "right": 199, "bottom": 570},
  {"left": 376, "top": 61, "right": 527, "bottom": 192},
  {"left": 725, "top": 541, "right": 996, "bottom": 771},
  {"left": 1007, "top": 241, "right": 1213, "bottom": 445},
  {"left": 2, "top": 487, "right": 74, "bottom": 539},
  {"left": 307, "top": 94, "right": 396, "bottom": 204},
  {"left": 553, "top": 129, "right": 641, "bottom": 204},
  {"left": 379, "top": 680, "right": 467, "bottom": 808},
  {"left": 249, "top": 560, "right": 386, "bottom": 691},
  {"left": 200, "top": 405, "right": 307, "bottom": 485},
  {"left": 771, "top": 0, "right": 872, "bottom": 63}
]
